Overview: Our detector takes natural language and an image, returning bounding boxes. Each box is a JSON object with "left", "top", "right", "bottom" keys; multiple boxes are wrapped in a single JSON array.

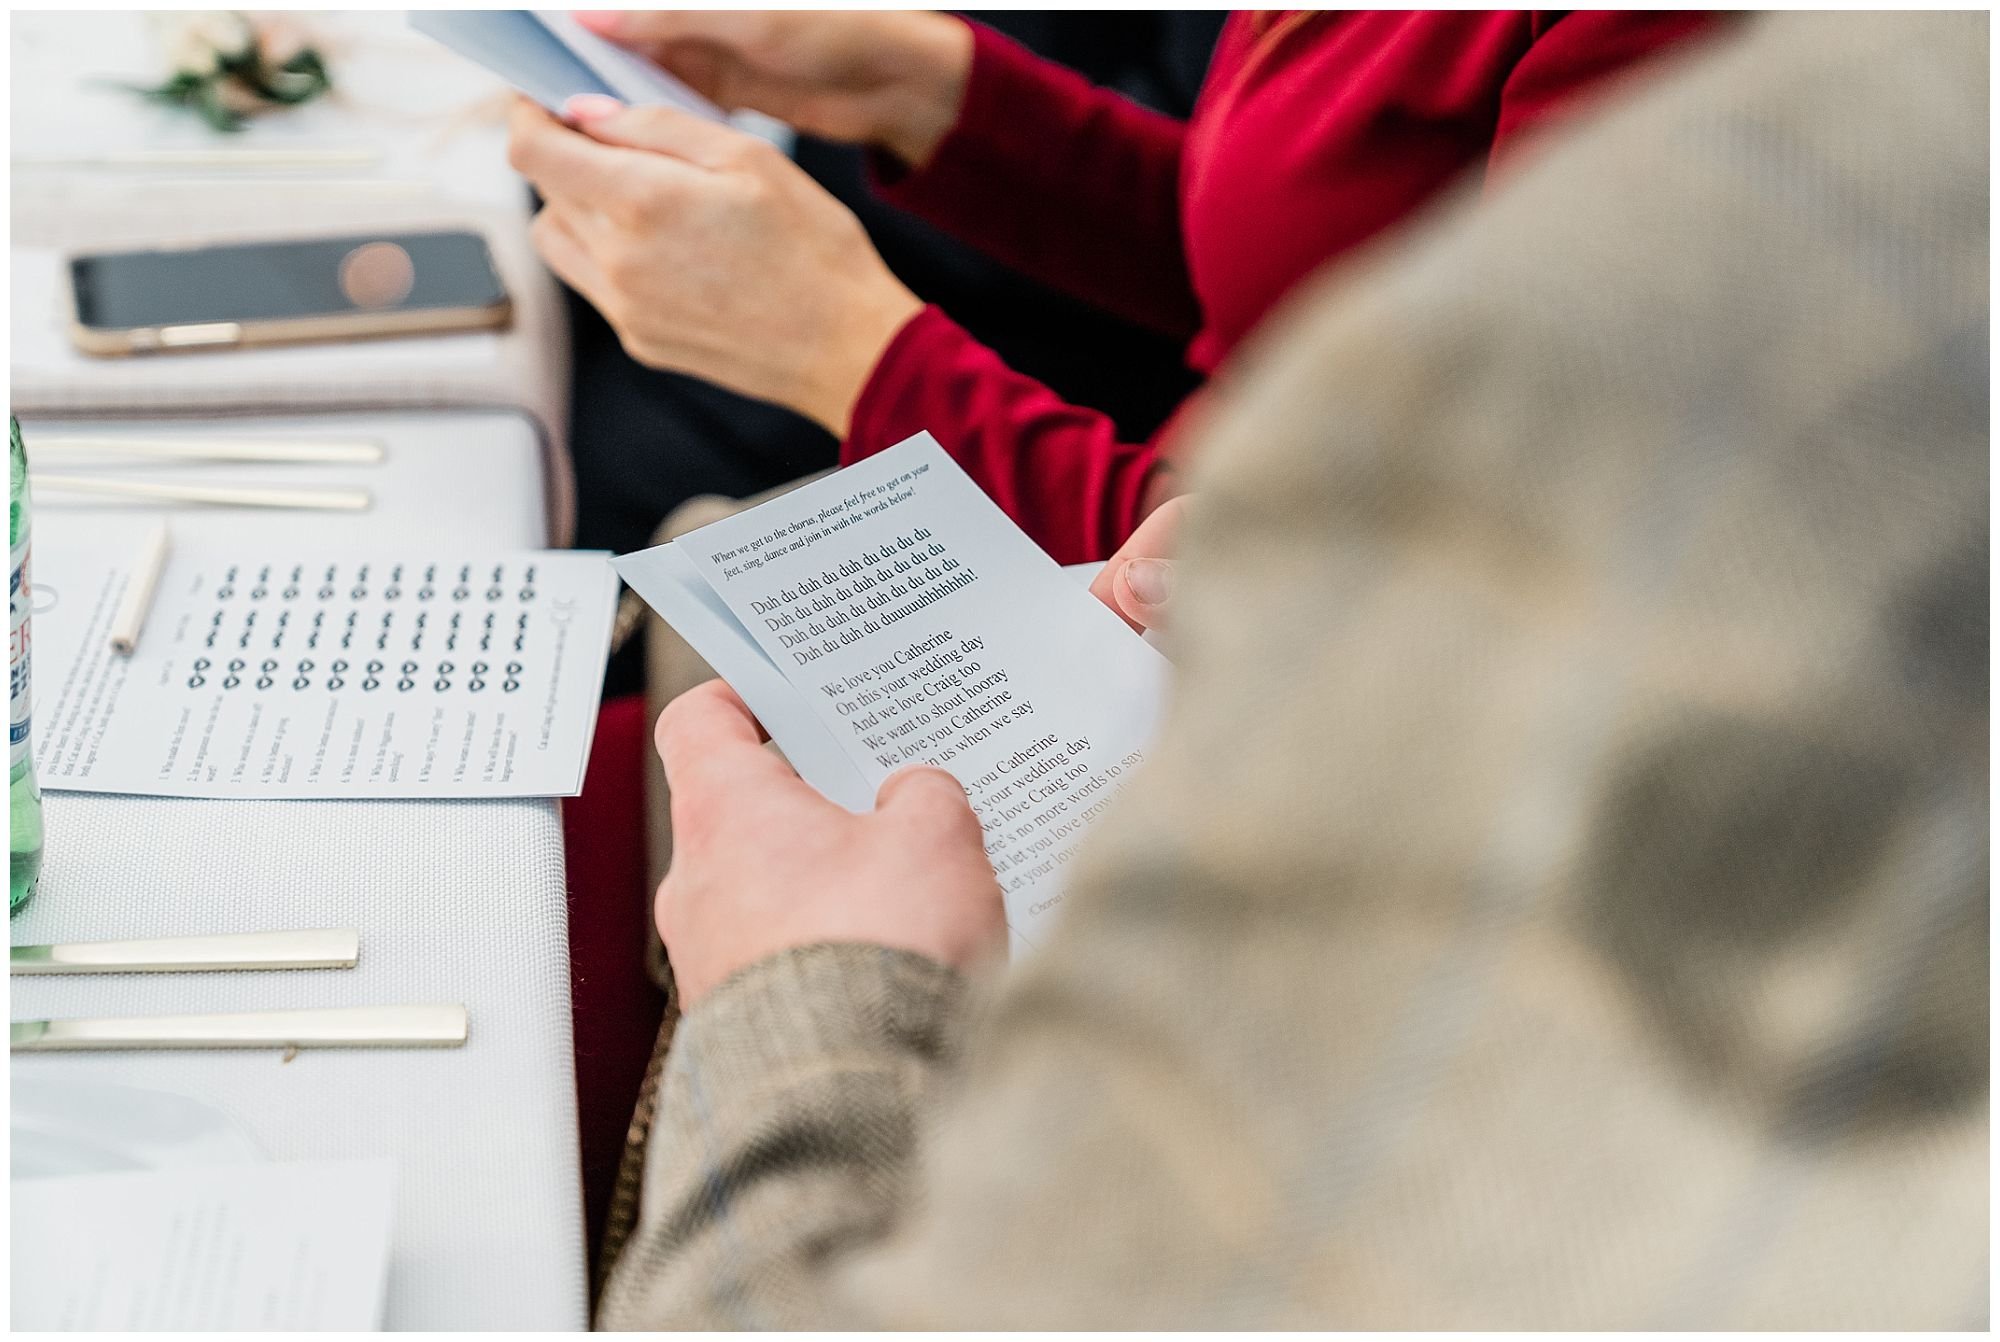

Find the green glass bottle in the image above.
[{"left": 11, "top": 416, "right": 43, "bottom": 914}]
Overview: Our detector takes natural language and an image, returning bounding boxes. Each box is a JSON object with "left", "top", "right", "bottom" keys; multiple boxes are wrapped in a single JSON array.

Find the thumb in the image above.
[
  {"left": 875, "top": 765, "right": 978, "bottom": 827},
  {"left": 563, "top": 95, "right": 752, "bottom": 171},
  {"left": 572, "top": 11, "right": 746, "bottom": 105},
  {"left": 1112, "top": 558, "right": 1174, "bottom": 631},
  {"left": 573, "top": 10, "right": 642, "bottom": 41}
]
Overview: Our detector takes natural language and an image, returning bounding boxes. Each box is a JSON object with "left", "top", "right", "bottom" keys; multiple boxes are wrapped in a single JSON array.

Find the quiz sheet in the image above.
[
  {"left": 614, "top": 434, "right": 1169, "bottom": 947},
  {"left": 29, "top": 533, "right": 618, "bottom": 799}
]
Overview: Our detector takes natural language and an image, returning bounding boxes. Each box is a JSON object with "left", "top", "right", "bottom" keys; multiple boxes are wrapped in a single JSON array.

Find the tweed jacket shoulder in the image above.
[{"left": 600, "top": 12, "right": 1988, "bottom": 1328}]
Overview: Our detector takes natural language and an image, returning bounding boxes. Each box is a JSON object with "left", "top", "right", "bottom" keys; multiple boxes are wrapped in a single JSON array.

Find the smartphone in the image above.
[{"left": 66, "top": 230, "right": 512, "bottom": 356}]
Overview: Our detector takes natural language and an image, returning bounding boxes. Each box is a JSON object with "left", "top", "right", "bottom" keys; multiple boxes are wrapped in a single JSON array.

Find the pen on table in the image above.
[{"left": 109, "top": 520, "right": 171, "bottom": 657}]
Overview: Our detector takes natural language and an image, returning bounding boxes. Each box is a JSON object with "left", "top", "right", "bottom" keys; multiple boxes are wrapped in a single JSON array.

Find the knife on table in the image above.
[
  {"left": 10, "top": 1003, "right": 468, "bottom": 1052},
  {"left": 10, "top": 929, "right": 359, "bottom": 975}
]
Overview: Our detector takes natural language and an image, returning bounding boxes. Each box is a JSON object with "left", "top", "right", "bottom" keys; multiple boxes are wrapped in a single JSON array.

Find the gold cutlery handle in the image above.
[
  {"left": 11, "top": 1004, "right": 468, "bottom": 1051},
  {"left": 11, "top": 928, "right": 359, "bottom": 975},
  {"left": 32, "top": 436, "right": 386, "bottom": 465},
  {"left": 30, "top": 473, "right": 373, "bottom": 511}
]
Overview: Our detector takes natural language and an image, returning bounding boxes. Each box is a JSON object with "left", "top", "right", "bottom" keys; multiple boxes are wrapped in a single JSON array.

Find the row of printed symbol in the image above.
[
  {"left": 186, "top": 656, "right": 528, "bottom": 693},
  {"left": 204, "top": 606, "right": 535, "bottom": 655},
  {"left": 214, "top": 562, "right": 541, "bottom": 605}
]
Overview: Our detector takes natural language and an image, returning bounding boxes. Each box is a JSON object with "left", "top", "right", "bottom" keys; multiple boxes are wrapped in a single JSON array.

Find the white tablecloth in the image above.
[
  {"left": 10, "top": 411, "right": 589, "bottom": 1331},
  {"left": 10, "top": 12, "right": 532, "bottom": 212}
]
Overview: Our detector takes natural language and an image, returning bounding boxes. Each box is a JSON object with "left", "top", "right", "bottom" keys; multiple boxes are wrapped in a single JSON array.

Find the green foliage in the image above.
[{"left": 120, "top": 20, "right": 332, "bottom": 133}]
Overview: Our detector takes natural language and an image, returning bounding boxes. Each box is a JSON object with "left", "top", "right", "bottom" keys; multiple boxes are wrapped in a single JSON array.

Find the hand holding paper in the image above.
[
  {"left": 565, "top": 10, "right": 975, "bottom": 168},
  {"left": 1090, "top": 494, "right": 1189, "bottom": 633},
  {"left": 614, "top": 434, "right": 1169, "bottom": 953},
  {"left": 410, "top": 10, "right": 728, "bottom": 121},
  {"left": 511, "top": 96, "right": 921, "bottom": 434},
  {"left": 653, "top": 680, "right": 1005, "bottom": 1006}
]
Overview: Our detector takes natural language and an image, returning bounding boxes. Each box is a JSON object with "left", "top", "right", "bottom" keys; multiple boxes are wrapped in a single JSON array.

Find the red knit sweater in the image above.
[{"left": 843, "top": 11, "right": 1722, "bottom": 563}]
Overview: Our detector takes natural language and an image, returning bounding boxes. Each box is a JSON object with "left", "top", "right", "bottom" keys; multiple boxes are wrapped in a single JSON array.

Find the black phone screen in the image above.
[{"left": 68, "top": 230, "right": 508, "bottom": 330}]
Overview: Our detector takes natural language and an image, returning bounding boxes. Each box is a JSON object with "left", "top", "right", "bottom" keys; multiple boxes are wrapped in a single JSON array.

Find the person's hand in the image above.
[
  {"left": 574, "top": 10, "right": 974, "bottom": 168},
  {"left": 1090, "top": 495, "right": 1190, "bottom": 634},
  {"left": 508, "top": 97, "right": 923, "bottom": 435},
  {"left": 654, "top": 679, "right": 1007, "bottom": 1009}
]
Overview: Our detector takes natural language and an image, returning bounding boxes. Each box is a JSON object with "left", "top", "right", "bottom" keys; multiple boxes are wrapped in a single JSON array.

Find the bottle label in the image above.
[{"left": 10, "top": 519, "right": 28, "bottom": 771}]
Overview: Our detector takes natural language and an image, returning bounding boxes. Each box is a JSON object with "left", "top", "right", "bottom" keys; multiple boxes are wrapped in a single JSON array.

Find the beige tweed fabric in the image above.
[{"left": 599, "top": 11, "right": 1987, "bottom": 1328}]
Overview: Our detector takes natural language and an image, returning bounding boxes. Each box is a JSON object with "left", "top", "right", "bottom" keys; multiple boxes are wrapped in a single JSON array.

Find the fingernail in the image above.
[
  {"left": 563, "top": 93, "right": 624, "bottom": 123},
  {"left": 573, "top": 11, "right": 622, "bottom": 35},
  {"left": 1123, "top": 559, "right": 1173, "bottom": 609}
]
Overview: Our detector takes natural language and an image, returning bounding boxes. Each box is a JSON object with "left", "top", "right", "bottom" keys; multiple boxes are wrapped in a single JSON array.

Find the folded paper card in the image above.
[
  {"left": 410, "top": 10, "right": 727, "bottom": 122},
  {"left": 613, "top": 433, "right": 1169, "bottom": 949}
]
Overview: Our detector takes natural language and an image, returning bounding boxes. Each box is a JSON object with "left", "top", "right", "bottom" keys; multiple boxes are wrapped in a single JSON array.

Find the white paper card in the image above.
[
  {"left": 10, "top": 1158, "right": 396, "bottom": 1331},
  {"left": 614, "top": 433, "right": 1168, "bottom": 948},
  {"left": 29, "top": 535, "right": 617, "bottom": 799},
  {"left": 532, "top": 11, "right": 730, "bottom": 122},
  {"left": 410, "top": 10, "right": 725, "bottom": 122}
]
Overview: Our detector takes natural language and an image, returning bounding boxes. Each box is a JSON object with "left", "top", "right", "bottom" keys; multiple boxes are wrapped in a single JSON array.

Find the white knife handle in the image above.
[
  {"left": 11, "top": 1004, "right": 468, "bottom": 1051},
  {"left": 11, "top": 928, "right": 360, "bottom": 975}
]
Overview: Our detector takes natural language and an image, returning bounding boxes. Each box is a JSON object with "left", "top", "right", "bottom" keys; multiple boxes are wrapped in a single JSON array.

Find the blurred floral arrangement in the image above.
[{"left": 127, "top": 12, "right": 332, "bottom": 131}]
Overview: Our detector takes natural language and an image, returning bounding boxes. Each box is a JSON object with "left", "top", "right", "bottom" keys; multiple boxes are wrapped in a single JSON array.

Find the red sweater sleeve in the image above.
[
  {"left": 844, "top": 305, "right": 1155, "bottom": 565},
  {"left": 870, "top": 21, "right": 1200, "bottom": 340},
  {"left": 1494, "top": 11, "right": 1726, "bottom": 160}
]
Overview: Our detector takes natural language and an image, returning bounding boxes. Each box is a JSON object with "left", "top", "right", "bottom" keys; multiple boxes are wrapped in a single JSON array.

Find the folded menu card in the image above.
[
  {"left": 613, "top": 433, "right": 1169, "bottom": 949},
  {"left": 11, "top": 1158, "right": 396, "bottom": 1330}
]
